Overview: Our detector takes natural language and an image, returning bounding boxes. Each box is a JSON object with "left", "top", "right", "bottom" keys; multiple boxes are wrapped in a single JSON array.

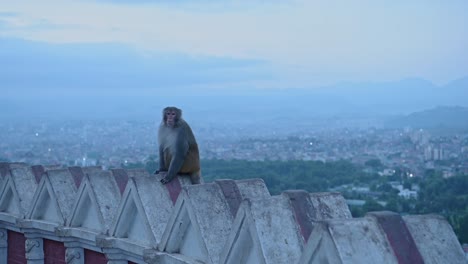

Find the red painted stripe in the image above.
[
  {"left": 215, "top": 180, "right": 243, "bottom": 217},
  {"left": 0, "top": 162, "right": 10, "bottom": 178},
  {"left": 7, "top": 230, "right": 26, "bottom": 264},
  {"left": 68, "top": 166, "right": 84, "bottom": 188},
  {"left": 111, "top": 169, "right": 129, "bottom": 195},
  {"left": 84, "top": 249, "right": 108, "bottom": 264},
  {"left": 165, "top": 178, "right": 182, "bottom": 205},
  {"left": 284, "top": 190, "right": 316, "bottom": 242},
  {"left": 43, "top": 239, "right": 66, "bottom": 264},
  {"left": 369, "top": 212, "right": 424, "bottom": 264},
  {"left": 31, "top": 165, "right": 45, "bottom": 184}
]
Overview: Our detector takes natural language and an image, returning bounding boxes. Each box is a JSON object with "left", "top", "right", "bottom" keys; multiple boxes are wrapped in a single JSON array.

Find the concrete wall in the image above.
[{"left": 0, "top": 163, "right": 465, "bottom": 264}]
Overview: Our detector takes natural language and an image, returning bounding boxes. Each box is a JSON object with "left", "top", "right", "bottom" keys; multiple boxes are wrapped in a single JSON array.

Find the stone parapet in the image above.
[{"left": 0, "top": 162, "right": 464, "bottom": 264}]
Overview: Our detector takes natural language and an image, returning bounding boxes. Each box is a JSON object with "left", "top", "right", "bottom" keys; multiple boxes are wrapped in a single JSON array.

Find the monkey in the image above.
[{"left": 156, "top": 106, "right": 201, "bottom": 185}]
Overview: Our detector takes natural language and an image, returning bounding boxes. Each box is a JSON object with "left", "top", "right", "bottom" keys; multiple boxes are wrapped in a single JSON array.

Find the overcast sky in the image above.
[{"left": 1, "top": 0, "right": 468, "bottom": 98}]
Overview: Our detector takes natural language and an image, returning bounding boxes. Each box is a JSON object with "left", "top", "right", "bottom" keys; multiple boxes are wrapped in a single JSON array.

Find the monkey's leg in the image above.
[
  {"left": 161, "top": 134, "right": 189, "bottom": 184},
  {"left": 161, "top": 152, "right": 186, "bottom": 184},
  {"left": 157, "top": 146, "right": 167, "bottom": 174}
]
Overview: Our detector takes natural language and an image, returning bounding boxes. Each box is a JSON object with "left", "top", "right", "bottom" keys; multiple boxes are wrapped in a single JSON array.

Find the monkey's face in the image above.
[
  {"left": 165, "top": 110, "right": 177, "bottom": 127},
  {"left": 163, "top": 106, "right": 182, "bottom": 127}
]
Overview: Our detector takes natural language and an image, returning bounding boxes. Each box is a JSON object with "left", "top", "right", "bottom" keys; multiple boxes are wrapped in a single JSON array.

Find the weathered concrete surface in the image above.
[
  {"left": 221, "top": 191, "right": 352, "bottom": 264},
  {"left": 153, "top": 171, "right": 195, "bottom": 205},
  {"left": 0, "top": 163, "right": 26, "bottom": 188},
  {"left": 182, "top": 182, "right": 233, "bottom": 263},
  {"left": 157, "top": 179, "right": 270, "bottom": 264},
  {"left": 463, "top": 244, "right": 468, "bottom": 261},
  {"left": 299, "top": 217, "right": 397, "bottom": 264},
  {"left": 27, "top": 168, "right": 78, "bottom": 225},
  {"left": 67, "top": 166, "right": 86, "bottom": 188},
  {"left": 144, "top": 250, "right": 197, "bottom": 264},
  {"left": 88, "top": 169, "right": 122, "bottom": 233},
  {"left": 307, "top": 192, "right": 353, "bottom": 220},
  {"left": 0, "top": 166, "right": 38, "bottom": 220},
  {"left": 0, "top": 163, "right": 28, "bottom": 196},
  {"left": 403, "top": 214, "right": 466, "bottom": 264},
  {"left": 101, "top": 172, "right": 188, "bottom": 262},
  {"left": 66, "top": 169, "right": 122, "bottom": 234},
  {"left": 249, "top": 195, "right": 304, "bottom": 263},
  {"left": 0, "top": 162, "right": 15, "bottom": 179},
  {"left": 367, "top": 211, "right": 424, "bottom": 264},
  {"left": 0, "top": 163, "right": 465, "bottom": 264},
  {"left": 300, "top": 212, "right": 467, "bottom": 264},
  {"left": 51, "top": 168, "right": 123, "bottom": 256},
  {"left": 108, "top": 172, "right": 174, "bottom": 248},
  {"left": 285, "top": 191, "right": 352, "bottom": 242},
  {"left": 235, "top": 179, "right": 271, "bottom": 201},
  {"left": 132, "top": 172, "right": 175, "bottom": 245},
  {"left": 110, "top": 169, "right": 130, "bottom": 195}
]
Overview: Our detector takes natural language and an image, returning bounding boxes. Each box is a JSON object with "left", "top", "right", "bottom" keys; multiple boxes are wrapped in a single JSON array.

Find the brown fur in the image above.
[{"left": 158, "top": 106, "right": 201, "bottom": 184}]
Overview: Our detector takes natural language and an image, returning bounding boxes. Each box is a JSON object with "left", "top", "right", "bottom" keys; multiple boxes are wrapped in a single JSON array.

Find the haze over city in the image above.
[
  {"left": 1, "top": 0, "right": 468, "bottom": 180},
  {"left": 1, "top": 0, "right": 467, "bottom": 121}
]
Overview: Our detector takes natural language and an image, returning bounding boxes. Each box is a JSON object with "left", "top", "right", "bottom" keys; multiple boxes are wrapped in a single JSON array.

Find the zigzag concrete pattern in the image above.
[{"left": 0, "top": 162, "right": 465, "bottom": 264}]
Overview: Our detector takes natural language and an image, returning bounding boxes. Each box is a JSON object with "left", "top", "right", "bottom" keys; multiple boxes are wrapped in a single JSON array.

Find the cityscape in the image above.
[{"left": 2, "top": 118, "right": 467, "bottom": 179}]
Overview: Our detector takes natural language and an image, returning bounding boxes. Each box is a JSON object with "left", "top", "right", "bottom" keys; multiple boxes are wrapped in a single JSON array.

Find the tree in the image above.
[
  {"left": 362, "top": 199, "right": 384, "bottom": 212},
  {"left": 365, "top": 159, "right": 383, "bottom": 169}
]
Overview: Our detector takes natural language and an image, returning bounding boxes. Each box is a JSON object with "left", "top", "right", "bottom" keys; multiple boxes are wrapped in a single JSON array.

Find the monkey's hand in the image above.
[
  {"left": 160, "top": 174, "right": 174, "bottom": 185},
  {"left": 157, "top": 171, "right": 174, "bottom": 185},
  {"left": 154, "top": 169, "right": 167, "bottom": 175}
]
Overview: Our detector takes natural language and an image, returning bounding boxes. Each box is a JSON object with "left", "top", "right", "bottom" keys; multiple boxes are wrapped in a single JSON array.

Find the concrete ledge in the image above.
[
  {"left": 404, "top": 214, "right": 466, "bottom": 264},
  {"left": 299, "top": 211, "right": 467, "bottom": 264},
  {"left": 0, "top": 164, "right": 465, "bottom": 264},
  {"left": 144, "top": 249, "right": 198, "bottom": 264}
]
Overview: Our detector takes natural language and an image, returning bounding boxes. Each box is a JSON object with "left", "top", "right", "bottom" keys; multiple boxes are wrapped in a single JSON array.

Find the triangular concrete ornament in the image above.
[
  {"left": 27, "top": 169, "right": 78, "bottom": 227},
  {"left": 67, "top": 170, "right": 121, "bottom": 234},
  {"left": 98, "top": 172, "right": 175, "bottom": 263},
  {"left": 0, "top": 176, "right": 21, "bottom": 217},
  {"left": 104, "top": 170, "right": 194, "bottom": 263},
  {"left": 54, "top": 169, "right": 121, "bottom": 253},
  {"left": 220, "top": 199, "right": 269, "bottom": 264},
  {"left": 298, "top": 216, "right": 401, "bottom": 264},
  {"left": 0, "top": 166, "right": 38, "bottom": 224},
  {"left": 68, "top": 178, "right": 106, "bottom": 232},
  {"left": 158, "top": 192, "right": 209, "bottom": 263},
  {"left": 28, "top": 176, "right": 63, "bottom": 224},
  {"left": 221, "top": 194, "right": 308, "bottom": 264},
  {"left": 221, "top": 191, "right": 352, "bottom": 264},
  {"left": 156, "top": 179, "right": 270, "bottom": 264},
  {"left": 110, "top": 177, "right": 158, "bottom": 247}
]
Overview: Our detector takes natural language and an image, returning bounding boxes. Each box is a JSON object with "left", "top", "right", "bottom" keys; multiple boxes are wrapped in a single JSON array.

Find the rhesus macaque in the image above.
[{"left": 156, "top": 106, "right": 201, "bottom": 184}]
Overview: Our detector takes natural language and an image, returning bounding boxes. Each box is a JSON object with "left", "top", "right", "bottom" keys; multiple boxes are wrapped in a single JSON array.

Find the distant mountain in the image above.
[
  {"left": 315, "top": 77, "right": 468, "bottom": 114},
  {"left": 1, "top": 38, "right": 336, "bottom": 121},
  {"left": 385, "top": 106, "right": 468, "bottom": 132},
  {"left": 441, "top": 76, "right": 468, "bottom": 105},
  {"left": 2, "top": 37, "right": 467, "bottom": 121}
]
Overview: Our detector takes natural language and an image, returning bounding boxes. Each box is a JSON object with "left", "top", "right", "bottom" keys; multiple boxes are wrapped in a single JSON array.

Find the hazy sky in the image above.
[{"left": 1, "top": 0, "right": 468, "bottom": 97}]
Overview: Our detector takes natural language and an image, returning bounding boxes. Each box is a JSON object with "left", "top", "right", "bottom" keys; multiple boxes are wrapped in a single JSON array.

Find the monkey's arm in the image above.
[
  {"left": 160, "top": 133, "right": 189, "bottom": 184},
  {"left": 156, "top": 144, "right": 166, "bottom": 174}
]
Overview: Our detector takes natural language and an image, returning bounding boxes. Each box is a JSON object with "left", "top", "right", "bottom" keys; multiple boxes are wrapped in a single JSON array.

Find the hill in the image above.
[{"left": 385, "top": 106, "right": 468, "bottom": 133}]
